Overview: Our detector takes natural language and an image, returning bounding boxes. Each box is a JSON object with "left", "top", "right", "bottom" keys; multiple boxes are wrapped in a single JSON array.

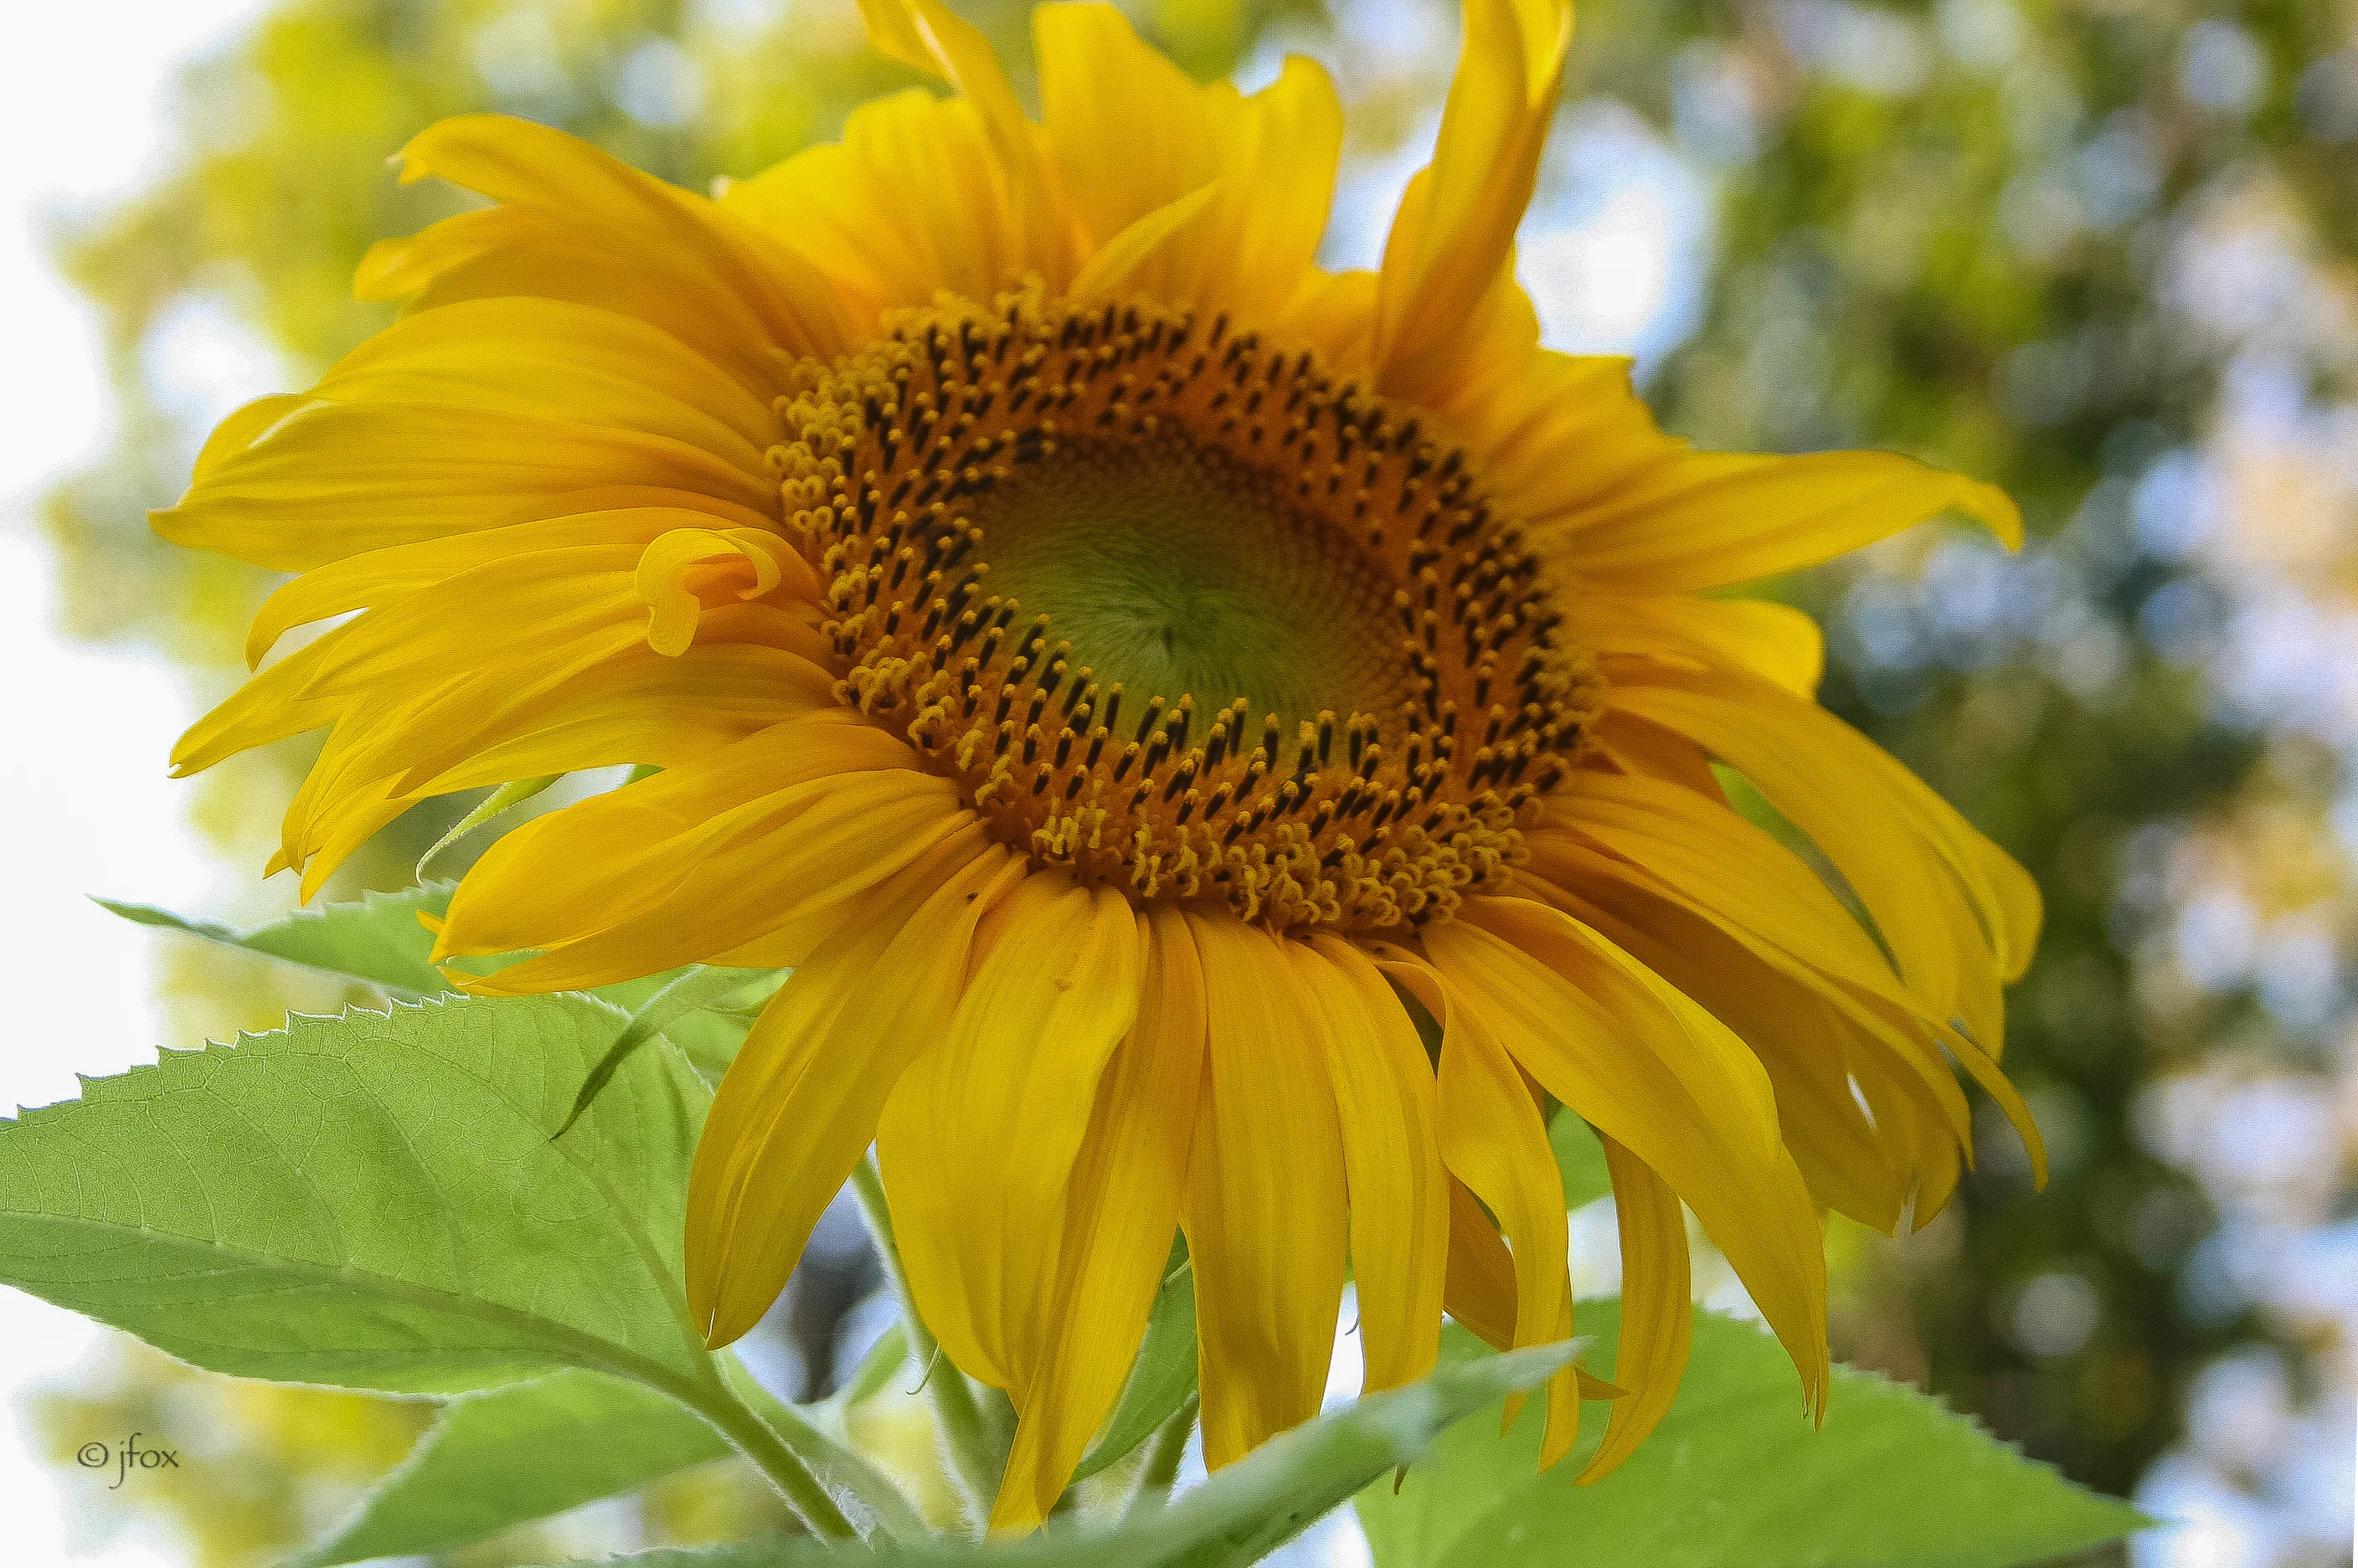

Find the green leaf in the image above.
[
  {"left": 304, "top": 1354, "right": 919, "bottom": 1565},
  {"left": 302, "top": 1368, "right": 737, "bottom": 1565},
  {"left": 97, "top": 883, "right": 457, "bottom": 999},
  {"left": 103, "top": 890, "right": 777, "bottom": 1081},
  {"left": 1355, "top": 1303, "right": 2148, "bottom": 1568},
  {"left": 1071, "top": 1245, "right": 1197, "bottom": 1483},
  {"left": 1550, "top": 1111, "right": 1611, "bottom": 1211},
  {"left": 509, "top": 1340, "right": 1577, "bottom": 1568},
  {"left": 0, "top": 993, "right": 713, "bottom": 1395}
]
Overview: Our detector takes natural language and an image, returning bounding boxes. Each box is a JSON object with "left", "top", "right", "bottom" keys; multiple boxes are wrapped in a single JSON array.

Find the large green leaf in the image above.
[
  {"left": 0, "top": 994, "right": 713, "bottom": 1395},
  {"left": 513, "top": 1340, "right": 1577, "bottom": 1568},
  {"left": 301, "top": 1355, "right": 918, "bottom": 1565},
  {"left": 1071, "top": 1246, "right": 1198, "bottom": 1483},
  {"left": 301, "top": 1368, "right": 739, "bottom": 1565},
  {"left": 98, "top": 883, "right": 457, "bottom": 998},
  {"left": 103, "top": 888, "right": 774, "bottom": 1081},
  {"left": 1355, "top": 1304, "right": 2148, "bottom": 1568}
]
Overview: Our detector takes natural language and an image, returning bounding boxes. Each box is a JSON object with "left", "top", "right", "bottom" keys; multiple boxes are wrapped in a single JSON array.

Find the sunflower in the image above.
[{"left": 161, "top": 0, "right": 2045, "bottom": 1532}]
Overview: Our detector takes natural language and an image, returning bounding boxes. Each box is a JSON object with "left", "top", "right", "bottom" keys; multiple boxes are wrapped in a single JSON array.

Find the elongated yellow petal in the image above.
[
  {"left": 1577, "top": 594, "right": 1825, "bottom": 697},
  {"left": 1373, "top": 0, "right": 1571, "bottom": 399},
  {"left": 854, "top": 0, "right": 1075, "bottom": 286},
  {"left": 879, "top": 872, "right": 1144, "bottom": 1391},
  {"left": 723, "top": 89, "right": 1022, "bottom": 327},
  {"left": 156, "top": 402, "right": 778, "bottom": 572},
  {"left": 1578, "top": 1136, "right": 1691, "bottom": 1482},
  {"left": 992, "top": 906, "right": 1206, "bottom": 1532},
  {"left": 1609, "top": 664, "right": 2041, "bottom": 1053},
  {"left": 433, "top": 715, "right": 928, "bottom": 964},
  {"left": 315, "top": 298, "right": 781, "bottom": 470},
  {"left": 1429, "top": 903, "right": 1831, "bottom": 1414},
  {"left": 1039, "top": 5, "right": 1341, "bottom": 322},
  {"left": 1182, "top": 916, "right": 1348, "bottom": 1470},
  {"left": 1298, "top": 935, "right": 1446, "bottom": 1393},
  {"left": 240, "top": 501, "right": 770, "bottom": 669},
  {"left": 1372, "top": 946, "right": 1579, "bottom": 1454},
  {"left": 396, "top": 114, "right": 854, "bottom": 362},
  {"left": 687, "top": 838, "right": 1025, "bottom": 1345},
  {"left": 1554, "top": 447, "right": 2023, "bottom": 593},
  {"left": 1541, "top": 872, "right": 1912, "bottom": 1231}
]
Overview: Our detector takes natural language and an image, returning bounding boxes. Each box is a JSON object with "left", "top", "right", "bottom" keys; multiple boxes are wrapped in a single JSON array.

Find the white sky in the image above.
[{"left": 0, "top": 3, "right": 272, "bottom": 1560}]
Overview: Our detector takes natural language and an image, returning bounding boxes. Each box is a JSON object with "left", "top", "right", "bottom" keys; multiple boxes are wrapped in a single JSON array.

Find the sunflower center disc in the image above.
[
  {"left": 770, "top": 288, "right": 1597, "bottom": 930},
  {"left": 975, "top": 434, "right": 1414, "bottom": 736}
]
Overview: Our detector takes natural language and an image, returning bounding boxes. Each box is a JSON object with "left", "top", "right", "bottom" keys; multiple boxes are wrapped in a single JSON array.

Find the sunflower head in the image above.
[{"left": 159, "top": 0, "right": 2043, "bottom": 1534}]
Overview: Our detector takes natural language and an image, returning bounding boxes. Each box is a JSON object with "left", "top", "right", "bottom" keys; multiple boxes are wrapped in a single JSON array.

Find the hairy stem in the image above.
[
  {"left": 1125, "top": 1391, "right": 1200, "bottom": 1517},
  {"left": 674, "top": 1365, "right": 858, "bottom": 1538},
  {"left": 851, "top": 1153, "right": 1005, "bottom": 1526}
]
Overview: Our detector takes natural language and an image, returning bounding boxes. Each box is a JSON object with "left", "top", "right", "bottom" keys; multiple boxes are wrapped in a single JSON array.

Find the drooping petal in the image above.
[
  {"left": 878, "top": 872, "right": 1143, "bottom": 1391},
  {"left": 1182, "top": 915, "right": 1348, "bottom": 1470},
  {"left": 1296, "top": 935, "right": 1447, "bottom": 1393},
  {"left": 1372, "top": 945, "right": 1581, "bottom": 1459},
  {"left": 687, "top": 838, "right": 1026, "bottom": 1345},
  {"left": 1608, "top": 663, "right": 2042, "bottom": 1048},
  {"left": 992, "top": 906, "right": 1207, "bottom": 1532},
  {"left": 1427, "top": 903, "right": 1831, "bottom": 1414},
  {"left": 1578, "top": 1136, "right": 1691, "bottom": 1482}
]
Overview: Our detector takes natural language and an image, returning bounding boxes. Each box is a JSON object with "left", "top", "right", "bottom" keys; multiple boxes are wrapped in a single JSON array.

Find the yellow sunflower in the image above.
[{"left": 161, "top": 0, "right": 2045, "bottom": 1532}]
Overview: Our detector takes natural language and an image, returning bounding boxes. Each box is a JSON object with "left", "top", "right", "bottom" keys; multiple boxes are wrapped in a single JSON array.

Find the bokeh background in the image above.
[{"left": 3, "top": 0, "right": 2355, "bottom": 1563}]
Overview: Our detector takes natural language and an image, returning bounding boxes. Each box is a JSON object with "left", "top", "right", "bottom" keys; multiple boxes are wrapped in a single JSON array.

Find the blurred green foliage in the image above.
[{"left": 33, "top": 0, "right": 2358, "bottom": 1560}]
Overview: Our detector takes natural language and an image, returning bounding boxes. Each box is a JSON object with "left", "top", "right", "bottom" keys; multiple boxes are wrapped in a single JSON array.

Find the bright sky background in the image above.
[{"left": 0, "top": 2, "right": 272, "bottom": 1557}]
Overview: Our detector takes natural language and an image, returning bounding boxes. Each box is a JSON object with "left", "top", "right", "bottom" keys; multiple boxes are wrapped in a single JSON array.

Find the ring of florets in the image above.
[{"left": 765, "top": 288, "right": 1597, "bottom": 931}]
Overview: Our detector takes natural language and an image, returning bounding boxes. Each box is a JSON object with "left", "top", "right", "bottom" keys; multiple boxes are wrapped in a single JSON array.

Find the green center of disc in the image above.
[{"left": 975, "top": 436, "right": 1409, "bottom": 730}]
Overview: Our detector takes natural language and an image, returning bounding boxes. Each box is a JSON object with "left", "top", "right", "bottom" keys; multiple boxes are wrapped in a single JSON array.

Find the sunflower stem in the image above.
[
  {"left": 677, "top": 1363, "right": 859, "bottom": 1539},
  {"left": 1124, "top": 1391, "right": 1199, "bottom": 1517},
  {"left": 850, "top": 1153, "right": 1005, "bottom": 1528}
]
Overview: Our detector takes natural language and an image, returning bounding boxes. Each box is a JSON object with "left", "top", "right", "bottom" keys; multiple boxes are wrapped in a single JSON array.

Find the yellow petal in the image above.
[
  {"left": 1373, "top": 946, "right": 1573, "bottom": 1442},
  {"left": 1038, "top": 5, "right": 1341, "bottom": 322},
  {"left": 1576, "top": 594, "right": 1825, "bottom": 697},
  {"left": 1429, "top": 903, "right": 1831, "bottom": 1414},
  {"left": 1372, "top": 0, "right": 1572, "bottom": 399},
  {"left": 313, "top": 297, "right": 780, "bottom": 470},
  {"left": 687, "top": 839, "right": 1025, "bottom": 1345},
  {"left": 1182, "top": 915, "right": 1348, "bottom": 1470},
  {"left": 1297, "top": 935, "right": 1447, "bottom": 1393},
  {"left": 1608, "top": 665, "right": 2041, "bottom": 1056},
  {"left": 853, "top": 0, "right": 1075, "bottom": 287},
  {"left": 434, "top": 715, "right": 929, "bottom": 966},
  {"left": 242, "top": 496, "right": 787, "bottom": 667},
  {"left": 396, "top": 113, "right": 853, "bottom": 362},
  {"left": 156, "top": 403, "right": 777, "bottom": 573},
  {"left": 358, "top": 203, "right": 792, "bottom": 399},
  {"left": 1553, "top": 446, "right": 2023, "bottom": 594},
  {"left": 1577, "top": 1136, "right": 1691, "bottom": 1482},
  {"left": 878, "top": 872, "right": 1144, "bottom": 1392},
  {"left": 723, "top": 90, "right": 1021, "bottom": 327},
  {"left": 992, "top": 906, "right": 1206, "bottom": 1532}
]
